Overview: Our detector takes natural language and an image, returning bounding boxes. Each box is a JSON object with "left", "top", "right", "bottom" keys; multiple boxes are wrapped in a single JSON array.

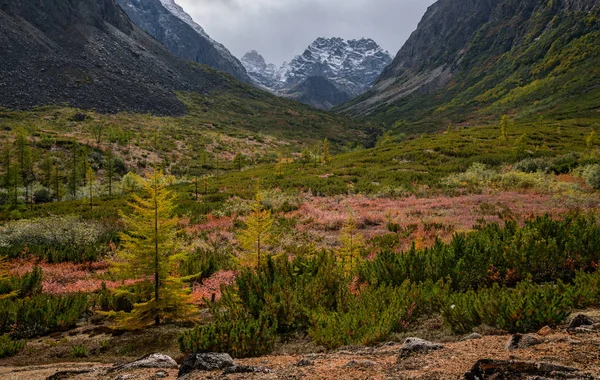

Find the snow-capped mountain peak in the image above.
[{"left": 241, "top": 37, "right": 393, "bottom": 109}]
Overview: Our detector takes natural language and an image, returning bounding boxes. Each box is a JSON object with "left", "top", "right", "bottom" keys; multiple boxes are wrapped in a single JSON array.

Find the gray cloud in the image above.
[{"left": 176, "top": 0, "right": 436, "bottom": 66}]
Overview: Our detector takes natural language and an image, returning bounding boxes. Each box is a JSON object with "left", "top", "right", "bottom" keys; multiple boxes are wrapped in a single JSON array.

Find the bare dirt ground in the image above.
[{"left": 1, "top": 311, "right": 600, "bottom": 380}]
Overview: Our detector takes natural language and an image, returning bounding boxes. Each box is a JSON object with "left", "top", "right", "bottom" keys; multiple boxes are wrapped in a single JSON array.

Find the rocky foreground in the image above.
[{"left": 1, "top": 312, "right": 600, "bottom": 380}]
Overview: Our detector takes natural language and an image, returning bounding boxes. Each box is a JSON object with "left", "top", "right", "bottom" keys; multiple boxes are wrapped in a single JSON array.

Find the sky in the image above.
[{"left": 177, "top": 0, "right": 437, "bottom": 66}]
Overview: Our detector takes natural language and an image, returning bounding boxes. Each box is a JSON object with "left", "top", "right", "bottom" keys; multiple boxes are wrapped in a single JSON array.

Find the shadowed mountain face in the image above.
[
  {"left": 0, "top": 0, "right": 236, "bottom": 115},
  {"left": 338, "top": 0, "right": 600, "bottom": 131},
  {"left": 242, "top": 38, "right": 393, "bottom": 110},
  {"left": 115, "top": 0, "right": 252, "bottom": 84}
]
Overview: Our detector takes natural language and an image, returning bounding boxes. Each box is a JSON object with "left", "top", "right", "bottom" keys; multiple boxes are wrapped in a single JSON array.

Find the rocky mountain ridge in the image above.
[
  {"left": 338, "top": 0, "right": 600, "bottom": 130},
  {"left": 0, "top": 0, "right": 252, "bottom": 115},
  {"left": 242, "top": 37, "right": 393, "bottom": 109},
  {"left": 115, "top": 0, "right": 251, "bottom": 83}
]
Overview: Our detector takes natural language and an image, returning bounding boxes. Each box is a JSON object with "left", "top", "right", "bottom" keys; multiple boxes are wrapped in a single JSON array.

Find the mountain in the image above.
[
  {"left": 242, "top": 38, "right": 393, "bottom": 110},
  {"left": 339, "top": 0, "right": 600, "bottom": 132},
  {"left": 115, "top": 0, "right": 252, "bottom": 83},
  {"left": 0, "top": 0, "right": 245, "bottom": 115}
]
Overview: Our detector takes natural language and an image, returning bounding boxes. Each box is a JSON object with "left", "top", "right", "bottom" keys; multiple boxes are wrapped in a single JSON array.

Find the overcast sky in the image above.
[{"left": 177, "top": 0, "right": 436, "bottom": 66}]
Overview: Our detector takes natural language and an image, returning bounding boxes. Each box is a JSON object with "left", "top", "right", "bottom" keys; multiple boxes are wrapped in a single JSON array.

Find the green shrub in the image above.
[
  {"left": 495, "top": 171, "right": 549, "bottom": 190},
  {"left": 309, "top": 281, "right": 448, "bottom": 349},
  {"left": 360, "top": 214, "right": 600, "bottom": 290},
  {"left": 0, "top": 334, "right": 25, "bottom": 358},
  {"left": 71, "top": 344, "right": 88, "bottom": 358},
  {"left": 442, "top": 277, "right": 575, "bottom": 334},
  {"left": 514, "top": 157, "right": 553, "bottom": 173},
  {"left": 179, "top": 310, "right": 276, "bottom": 358},
  {"left": 550, "top": 152, "right": 580, "bottom": 174},
  {"left": 0, "top": 294, "right": 90, "bottom": 338},
  {"left": 583, "top": 164, "right": 600, "bottom": 189},
  {"left": 17, "top": 266, "right": 43, "bottom": 298},
  {"left": 180, "top": 247, "right": 233, "bottom": 283}
]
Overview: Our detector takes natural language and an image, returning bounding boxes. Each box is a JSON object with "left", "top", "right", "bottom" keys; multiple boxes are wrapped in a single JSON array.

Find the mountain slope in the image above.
[
  {"left": 339, "top": 0, "right": 600, "bottom": 132},
  {"left": 115, "top": 0, "right": 252, "bottom": 83},
  {"left": 0, "top": 0, "right": 239, "bottom": 115},
  {"left": 242, "top": 38, "right": 393, "bottom": 110}
]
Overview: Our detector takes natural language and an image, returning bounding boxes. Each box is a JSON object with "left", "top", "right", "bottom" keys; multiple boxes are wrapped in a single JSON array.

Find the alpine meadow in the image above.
[{"left": 1, "top": 0, "right": 600, "bottom": 379}]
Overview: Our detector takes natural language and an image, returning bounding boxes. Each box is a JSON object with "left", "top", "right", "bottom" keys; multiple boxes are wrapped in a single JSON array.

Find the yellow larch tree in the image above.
[
  {"left": 113, "top": 169, "right": 196, "bottom": 327},
  {"left": 337, "top": 212, "right": 364, "bottom": 274},
  {"left": 237, "top": 192, "right": 274, "bottom": 270}
]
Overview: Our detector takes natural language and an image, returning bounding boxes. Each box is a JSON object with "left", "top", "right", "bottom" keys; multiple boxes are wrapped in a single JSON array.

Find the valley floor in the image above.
[{"left": 1, "top": 311, "right": 599, "bottom": 380}]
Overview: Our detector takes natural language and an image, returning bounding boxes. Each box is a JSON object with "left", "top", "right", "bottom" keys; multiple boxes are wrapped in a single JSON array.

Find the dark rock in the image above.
[
  {"left": 222, "top": 365, "right": 272, "bottom": 375},
  {"left": 464, "top": 359, "right": 591, "bottom": 380},
  {"left": 178, "top": 353, "right": 234, "bottom": 377},
  {"left": 110, "top": 353, "right": 178, "bottom": 372},
  {"left": 398, "top": 337, "right": 444, "bottom": 360},
  {"left": 568, "top": 314, "right": 594, "bottom": 331},
  {"left": 72, "top": 113, "right": 87, "bottom": 122},
  {"left": 295, "top": 358, "right": 314, "bottom": 367},
  {"left": 505, "top": 334, "right": 544, "bottom": 351}
]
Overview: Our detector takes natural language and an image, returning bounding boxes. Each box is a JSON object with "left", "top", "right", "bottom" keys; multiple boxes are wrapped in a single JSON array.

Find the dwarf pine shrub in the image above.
[
  {"left": 178, "top": 310, "right": 276, "bottom": 358},
  {"left": 441, "top": 277, "right": 576, "bottom": 334},
  {"left": 360, "top": 214, "right": 600, "bottom": 290},
  {"left": 0, "top": 294, "right": 89, "bottom": 338},
  {"left": 0, "top": 334, "right": 25, "bottom": 358}
]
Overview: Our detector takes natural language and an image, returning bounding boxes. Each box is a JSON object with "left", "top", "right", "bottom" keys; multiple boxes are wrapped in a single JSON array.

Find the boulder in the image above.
[
  {"left": 178, "top": 353, "right": 234, "bottom": 377},
  {"left": 153, "top": 370, "right": 169, "bottom": 379},
  {"left": 568, "top": 314, "right": 594, "bottom": 330},
  {"left": 111, "top": 353, "right": 178, "bottom": 372},
  {"left": 295, "top": 358, "right": 314, "bottom": 367},
  {"left": 464, "top": 359, "right": 591, "bottom": 379},
  {"left": 505, "top": 334, "right": 544, "bottom": 351},
  {"left": 460, "top": 333, "right": 482, "bottom": 341},
  {"left": 222, "top": 365, "right": 272, "bottom": 374},
  {"left": 398, "top": 338, "right": 444, "bottom": 360},
  {"left": 536, "top": 326, "right": 553, "bottom": 336}
]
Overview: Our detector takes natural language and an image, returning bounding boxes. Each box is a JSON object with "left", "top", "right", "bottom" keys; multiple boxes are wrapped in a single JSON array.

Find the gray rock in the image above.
[
  {"left": 506, "top": 334, "right": 544, "bottom": 351},
  {"left": 398, "top": 337, "right": 444, "bottom": 359},
  {"left": 222, "top": 365, "right": 272, "bottom": 374},
  {"left": 461, "top": 333, "right": 483, "bottom": 341},
  {"left": 153, "top": 370, "right": 169, "bottom": 379},
  {"left": 464, "top": 359, "right": 591, "bottom": 380},
  {"left": 111, "top": 353, "right": 178, "bottom": 372},
  {"left": 295, "top": 358, "right": 314, "bottom": 367},
  {"left": 573, "top": 326, "right": 594, "bottom": 334},
  {"left": 343, "top": 360, "right": 376, "bottom": 369},
  {"left": 568, "top": 314, "right": 594, "bottom": 330},
  {"left": 178, "top": 353, "right": 234, "bottom": 377}
]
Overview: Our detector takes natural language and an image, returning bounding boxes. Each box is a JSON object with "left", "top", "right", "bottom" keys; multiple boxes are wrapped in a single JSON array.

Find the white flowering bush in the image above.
[
  {"left": 0, "top": 216, "right": 113, "bottom": 262},
  {"left": 259, "top": 189, "right": 301, "bottom": 212},
  {"left": 583, "top": 164, "right": 600, "bottom": 189}
]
